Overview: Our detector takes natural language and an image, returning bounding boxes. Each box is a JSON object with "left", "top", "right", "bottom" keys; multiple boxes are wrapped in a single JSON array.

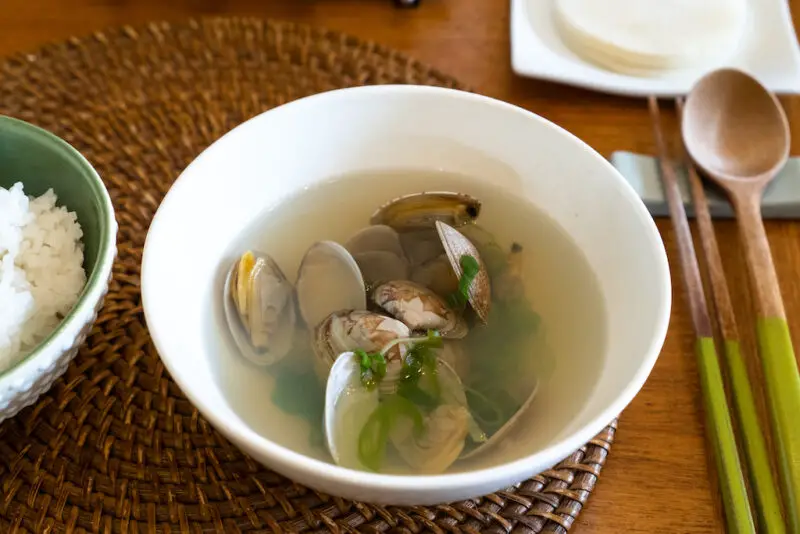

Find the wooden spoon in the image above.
[{"left": 682, "top": 68, "right": 800, "bottom": 531}]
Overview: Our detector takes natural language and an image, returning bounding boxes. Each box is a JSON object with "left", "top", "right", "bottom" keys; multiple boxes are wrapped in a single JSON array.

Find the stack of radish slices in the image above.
[{"left": 553, "top": 0, "right": 748, "bottom": 77}]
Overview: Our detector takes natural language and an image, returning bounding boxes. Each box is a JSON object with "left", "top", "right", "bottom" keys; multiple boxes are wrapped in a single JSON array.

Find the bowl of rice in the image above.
[{"left": 0, "top": 115, "right": 117, "bottom": 422}]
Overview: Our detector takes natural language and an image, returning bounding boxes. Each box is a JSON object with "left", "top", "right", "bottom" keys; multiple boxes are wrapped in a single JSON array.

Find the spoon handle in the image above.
[{"left": 734, "top": 192, "right": 800, "bottom": 531}]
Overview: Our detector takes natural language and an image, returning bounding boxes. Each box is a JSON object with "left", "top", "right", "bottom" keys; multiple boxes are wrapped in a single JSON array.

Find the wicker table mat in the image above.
[{"left": 0, "top": 18, "right": 617, "bottom": 534}]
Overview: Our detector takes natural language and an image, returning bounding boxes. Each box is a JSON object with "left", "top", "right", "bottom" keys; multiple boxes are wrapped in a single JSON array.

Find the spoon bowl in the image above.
[{"left": 682, "top": 68, "right": 790, "bottom": 185}]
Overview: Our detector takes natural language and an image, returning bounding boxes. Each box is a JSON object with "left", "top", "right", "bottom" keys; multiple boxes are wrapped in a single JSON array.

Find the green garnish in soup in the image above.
[{"left": 447, "top": 254, "right": 480, "bottom": 310}]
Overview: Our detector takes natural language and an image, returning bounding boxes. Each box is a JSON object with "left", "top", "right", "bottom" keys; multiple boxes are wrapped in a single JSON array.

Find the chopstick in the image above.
[
  {"left": 647, "top": 96, "right": 756, "bottom": 534},
  {"left": 674, "top": 97, "right": 786, "bottom": 534}
]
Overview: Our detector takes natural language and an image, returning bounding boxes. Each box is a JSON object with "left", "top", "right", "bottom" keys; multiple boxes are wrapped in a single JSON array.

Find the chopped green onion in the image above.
[
  {"left": 358, "top": 403, "right": 392, "bottom": 471},
  {"left": 460, "top": 254, "right": 480, "bottom": 279},
  {"left": 355, "top": 349, "right": 387, "bottom": 391},
  {"left": 447, "top": 254, "right": 480, "bottom": 311},
  {"left": 465, "top": 387, "right": 505, "bottom": 428},
  {"left": 464, "top": 382, "right": 521, "bottom": 437},
  {"left": 398, "top": 330, "right": 443, "bottom": 401},
  {"left": 359, "top": 350, "right": 370, "bottom": 369},
  {"left": 353, "top": 330, "right": 445, "bottom": 394},
  {"left": 357, "top": 395, "right": 426, "bottom": 471},
  {"left": 397, "top": 382, "right": 439, "bottom": 410}
]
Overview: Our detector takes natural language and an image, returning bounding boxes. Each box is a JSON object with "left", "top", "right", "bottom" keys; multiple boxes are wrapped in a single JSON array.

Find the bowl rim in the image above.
[
  {"left": 0, "top": 115, "right": 117, "bottom": 380},
  {"left": 142, "top": 84, "right": 671, "bottom": 493}
]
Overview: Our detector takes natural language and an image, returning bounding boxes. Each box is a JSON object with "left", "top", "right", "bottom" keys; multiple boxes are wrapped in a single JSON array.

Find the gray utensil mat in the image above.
[{"left": 611, "top": 151, "right": 800, "bottom": 219}]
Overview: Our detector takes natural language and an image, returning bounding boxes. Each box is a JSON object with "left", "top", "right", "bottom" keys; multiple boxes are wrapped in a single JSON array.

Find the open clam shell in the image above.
[
  {"left": 345, "top": 224, "right": 406, "bottom": 258},
  {"left": 435, "top": 220, "right": 492, "bottom": 323},
  {"left": 390, "top": 404, "right": 471, "bottom": 474},
  {"left": 399, "top": 229, "right": 444, "bottom": 267},
  {"left": 457, "top": 224, "right": 510, "bottom": 278},
  {"left": 370, "top": 192, "right": 481, "bottom": 231},
  {"left": 352, "top": 251, "right": 410, "bottom": 288},
  {"left": 312, "top": 310, "right": 410, "bottom": 382},
  {"left": 388, "top": 359, "right": 475, "bottom": 473},
  {"left": 459, "top": 378, "right": 540, "bottom": 460},
  {"left": 438, "top": 340, "right": 470, "bottom": 382},
  {"left": 493, "top": 243, "right": 525, "bottom": 301},
  {"left": 325, "top": 352, "right": 475, "bottom": 474},
  {"left": 345, "top": 225, "right": 411, "bottom": 286},
  {"left": 223, "top": 250, "right": 296, "bottom": 366},
  {"left": 410, "top": 254, "right": 459, "bottom": 298},
  {"left": 323, "top": 352, "right": 381, "bottom": 470},
  {"left": 296, "top": 241, "right": 367, "bottom": 330},
  {"left": 371, "top": 280, "right": 467, "bottom": 338}
]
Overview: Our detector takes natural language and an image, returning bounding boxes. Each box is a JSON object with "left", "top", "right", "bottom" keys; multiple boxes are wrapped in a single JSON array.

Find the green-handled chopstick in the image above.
[
  {"left": 648, "top": 96, "right": 755, "bottom": 534},
  {"left": 675, "top": 97, "right": 786, "bottom": 533}
]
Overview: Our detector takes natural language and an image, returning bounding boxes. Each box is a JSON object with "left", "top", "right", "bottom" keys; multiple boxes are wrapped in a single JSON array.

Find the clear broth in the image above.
[{"left": 212, "top": 169, "right": 608, "bottom": 471}]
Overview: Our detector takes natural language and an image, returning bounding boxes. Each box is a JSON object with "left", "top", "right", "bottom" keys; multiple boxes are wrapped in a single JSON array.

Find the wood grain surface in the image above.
[{"left": 3, "top": 1, "right": 800, "bottom": 532}]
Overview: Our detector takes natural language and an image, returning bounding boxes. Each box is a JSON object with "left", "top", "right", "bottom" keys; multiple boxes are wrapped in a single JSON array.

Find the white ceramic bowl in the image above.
[{"left": 141, "top": 85, "right": 671, "bottom": 506}]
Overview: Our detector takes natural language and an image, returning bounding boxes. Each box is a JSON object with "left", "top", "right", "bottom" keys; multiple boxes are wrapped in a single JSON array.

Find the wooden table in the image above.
[{"left": 3, "top": 1, "right": 800, "bottom": 532}]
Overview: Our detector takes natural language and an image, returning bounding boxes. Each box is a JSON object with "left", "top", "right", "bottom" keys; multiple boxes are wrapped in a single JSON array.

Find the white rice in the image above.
[{"left": 0, "top": 182, "right": 86, "bottom": 373}]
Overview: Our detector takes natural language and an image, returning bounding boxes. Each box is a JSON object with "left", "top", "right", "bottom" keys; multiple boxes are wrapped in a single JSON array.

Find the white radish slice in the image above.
[{"left": 553, "top": 0, "right": 748, "bottom": 76}]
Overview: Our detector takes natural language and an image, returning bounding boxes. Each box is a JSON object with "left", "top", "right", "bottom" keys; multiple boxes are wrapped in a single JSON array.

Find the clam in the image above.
[
  {"left": 458, "top": 224, "right": 510, "bottom": 278},
  {"left": 352, "top": 251, "right": 410, "bottom": 288},
  {"left": 223, "top": 250, "right": 296, "bottom": 366},
  {"left": 494, "top": 243, "right": 525, "bottom": 301},
  {"left": 323, "top": 352, "right": 382, "bottom": 470},
  {"left": 371, "top": 280, "right": 467, "bottom": 339},
  {"left": 370, "top": 192, "right": 481, "bottom": 231},
  {"left": 388, "top": 359, "right": 485, "bottom": 473},
  {"left": 410, "top": 255, "right": 459, "bottom": 297},
  {"left": 345, "top": 224, "right": 406, "bottom": 258},
  {"left": 312, "top": 310, "right": 410, "bottom": 382},
  {"left": 390, "top": 403, "right": 471, "bottom": 473},
  {"left": 366, "top": 194, "right": 491, "bottom": 323},
  {"left": 343, "top": 225, "right": 411, "bottom": 287},
  {"left": 399, "top": 229, "right": 444, "bottom": 267},
  {"left": 459, "top": 378, "right": 539, "bottom": 460},
  {"left": 438, "top": 340, "right": 470, "bottom": 381},
  {"left": 456, "top": 223, "right": 496, "bottom": 249},
  {"left": 435, "top": 221, "right": 492, "bottom": 323},
  {"left": 295, "top": 241, "right": 367, "bottom": 329},
  {"left": 324, "top": 351, "right": 475, "bottom": 474}
]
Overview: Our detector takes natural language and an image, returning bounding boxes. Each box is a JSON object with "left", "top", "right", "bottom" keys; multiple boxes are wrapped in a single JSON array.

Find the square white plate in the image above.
[{"left": 510, "top": 0, "right": 800, "bottom": 97}]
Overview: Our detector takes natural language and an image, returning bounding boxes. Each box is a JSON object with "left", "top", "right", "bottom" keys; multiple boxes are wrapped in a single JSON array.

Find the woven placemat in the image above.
[{"left": 0, "top": 18, "right": 617, "bottom": 533}]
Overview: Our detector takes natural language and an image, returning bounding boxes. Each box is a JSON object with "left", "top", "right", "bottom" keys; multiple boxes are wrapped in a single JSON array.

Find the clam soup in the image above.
[{"left": 213, "top": 170, "right": 607, "bottom": 475}]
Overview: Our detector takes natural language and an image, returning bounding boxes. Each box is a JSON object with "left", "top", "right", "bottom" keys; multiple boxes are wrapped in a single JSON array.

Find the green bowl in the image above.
[{"left": 0, "top": 115, "right": 117, "bottom": 422}]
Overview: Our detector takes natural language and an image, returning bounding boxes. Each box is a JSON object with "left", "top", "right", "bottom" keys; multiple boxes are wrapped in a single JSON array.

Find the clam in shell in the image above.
[
  {"left": 344, "top": 224, "right": 406, "bottom": 258},
  {"left": 370, "top": 192, "right": 481, "bottom": 231},
  {"left": 459, "top": 378, "right": 540, "bottom": 461},
  {"left": 371, "top": 280, "right": 467, "bottom": 339},
  {"left": 312, "top": 310, "right": 410, "bottom": 382},
  {"left": 323, "top": 352, "right": 381, "bottom": 470},
  {"left": 410, "top": 254, "right": 459, "bottom": 297},
  {"left": 438, "top": 340, "right": 470, "bottom": 382},
  {"left": 352, "top": 251, "right": 410, "bottom": 288},
  {"left": 295, "top": 241, "right": 367, "bottom": 330},
  {"left": 223, "top": 250, "right": 296, "bottom": 366},
  {"left": 435, "top": 220, "right": 492, "bottom": 323},
  {"left": 389, "top": 359, "right": 475, "bottom": 473},
  {"left": 389, "top": 403, "right": 471, "bottom": 474},
  {"left": 345, "top": 225, "right": 411, "bottom": 286},
  {"left": 457, "top": 224, "right": 510, "bottom": 278},
  {"left": 324, "top": 353, "right": 474, "bottom": 474},
  {"left": 399, "top": 228, "right": 445, "bottom": 267},
  {"left": 493, "top": 243, "right": 525, "bottom": 301}
]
